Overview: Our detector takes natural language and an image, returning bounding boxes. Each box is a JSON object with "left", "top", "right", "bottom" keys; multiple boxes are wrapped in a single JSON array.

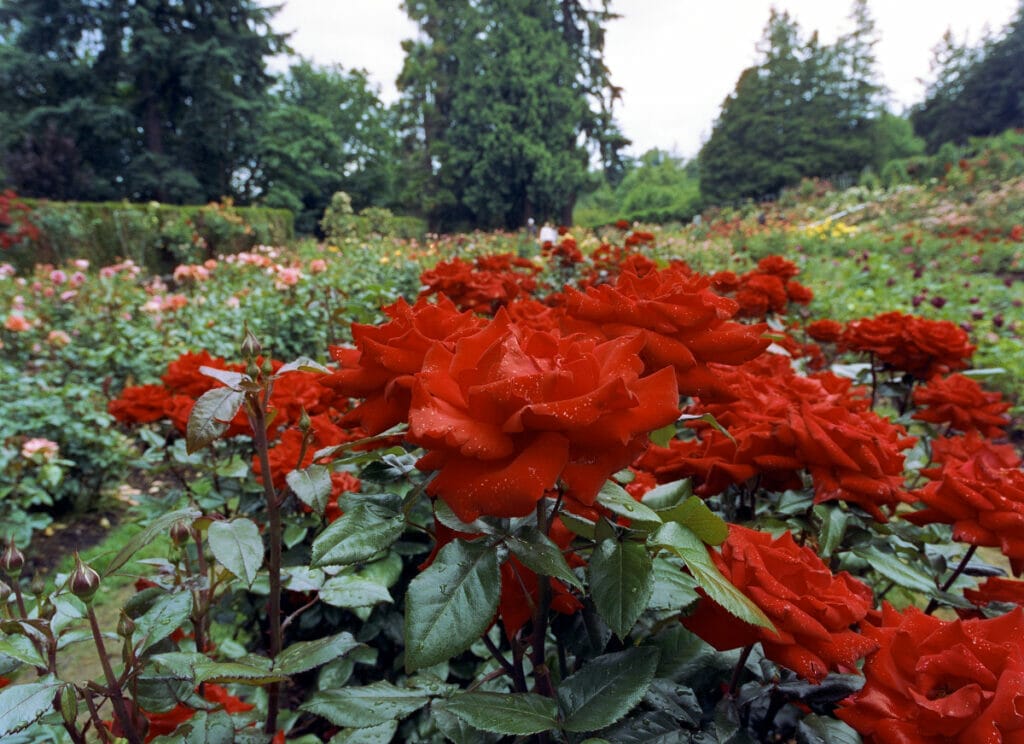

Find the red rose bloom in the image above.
[
  {"left": 109, "top": 384, "right": 174, "bottom": 424},
  {"left": 408, "top": 313, "right": 679, "bottom": 521},
  {"left": 843, "top": 311, "right": 976, "bottom": 379},
  {"left": 805, "top": 319, "right": 844, "bottom": 343},
  {"left": 912, "top": 373, "right": 1011, "bottom": 437},
  {"left": 964, "top": 577, "right": 1024, "bottom": 609},
  {"left": 681, "top": 525, "right": 878, "bottom": 683},
  {"left": 837, "top": 605, "right": 1024, "bottom": 743},
  {"left": 906, "top": 432, "right": 1024, "bottom": 575},
  {"left": 560, "top": 264, "right": 769, "bottom": 398}
]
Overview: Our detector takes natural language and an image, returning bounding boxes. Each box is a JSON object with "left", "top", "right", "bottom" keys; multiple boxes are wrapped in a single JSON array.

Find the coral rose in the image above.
[{"left": 681, "top": 525, "right": 877, "bottom": 683}]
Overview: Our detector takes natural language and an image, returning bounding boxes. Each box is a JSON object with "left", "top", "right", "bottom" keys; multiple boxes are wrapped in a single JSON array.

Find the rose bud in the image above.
[
  {"left": 993, "top": 314, "right": 1005, "bottom": 328},
  {"left": 0, "top": 540, "right": 24, "bottom": 576},
  {"left": 169, "top": 521, "right": 191, "bottom": 547},
  {"left": 70, "top": 554, "right": 101, "bottom": 603},
  {"left": 930, "top": 296, "right": 947, "bottom": 309}
]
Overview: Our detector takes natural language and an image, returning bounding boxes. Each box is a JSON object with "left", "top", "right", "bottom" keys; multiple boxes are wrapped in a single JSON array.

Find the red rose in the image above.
[
  {"left": 109, "top": 384, "right": 174, "bottom": 425},
  {"left": 912, "top": 373, "right": 1011, "bottom": 437},
  {"left": 906, "top": 432, "right": 1024, "bottom": 575},
  {"left": 805, "top": 319, "right": 844, "bottom": 343},
  {"left": 681, "top": 525, "right": 877, "bottom": 683},
  {"left": 964, "top": 577, "right": 1024, "bottom": 608},
  {"left": 560, "top": 264, "right": 769, "bottom": 398},
  {"left": 843, "top": 312, "right": 975, "bottom": 379},
  {"left": 408, "top": 313, "right": 679, "bottom": 521},
  {"left": 837, "top": 605, "right": 1024, "bottom": 743}
]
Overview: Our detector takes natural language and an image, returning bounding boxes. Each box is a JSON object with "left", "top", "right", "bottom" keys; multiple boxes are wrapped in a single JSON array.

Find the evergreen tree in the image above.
[
  {"left": 912, "top": 4, "right": 1024, "bottom": 150},
  {"left": 396, "top": 0, "right": 624, "bottom": 231},
  {"left": 699, "top": 1, "right": 887, "bottom": 204},
  {"left": 0, "top": 0, "right": 288, "bottom": 202},
  {"left": 253, "top": 61, "right": 399, "bottom": 234}
]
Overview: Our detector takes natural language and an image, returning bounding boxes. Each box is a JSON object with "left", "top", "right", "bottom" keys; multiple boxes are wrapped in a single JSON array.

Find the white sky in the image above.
[{"left": 270, "top": 1, "right": 1019, "bottom": 159}]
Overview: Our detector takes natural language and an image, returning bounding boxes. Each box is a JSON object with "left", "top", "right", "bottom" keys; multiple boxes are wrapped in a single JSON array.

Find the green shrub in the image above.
[{"left": 3, "top": 199, "right": 293, "bottom": 273}]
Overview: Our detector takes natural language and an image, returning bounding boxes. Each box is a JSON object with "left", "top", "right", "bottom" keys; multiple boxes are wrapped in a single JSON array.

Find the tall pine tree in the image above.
[{"left": 396, "top": 0, "right": 625, "bottom": 231}]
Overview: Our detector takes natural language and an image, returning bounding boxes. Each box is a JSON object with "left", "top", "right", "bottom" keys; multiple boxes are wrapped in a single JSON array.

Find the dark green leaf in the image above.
[
  {"left": 596, "top": 481, "right": 662, "bottom": 527},
  {"left": 0, "top": 634, "right": 45, "bottom": 667},
  {"left": 599, "top": 710, "right": 693, "bottom": 743},
  {"left": 178, "top": 709, "right": 235, "bottom": 744},
  {"left": 103, "top": 508, "right": 201, "bottom": 576},
  {"left": 320, "top": 575, "right": 393, "bottom": 609},
  {"left": 852, "top": 546, "right": 936, "bottom": 594},
  {"left": 433, "top": 498, "right": 498, "bottom": 535},
  {"left": 0, "top": 677, "right": 62, "bottom": 737},
  {"left": 277, "top": 357, "right": 330, "bottom": 374},
  {"left": 135, "top": 591, "right": 193, "bottom": 653},
  {"left": 274, "top": 632, "right": 363, "bottom": 675},
  {"left": 798, "top": 714, "right": 863, "bottom": 744},
  {"left": 151, "top": 652, "right": 284, "bottom": 685},
  {"left": 404, "top": 539, "right": 500, "bottom": 671},
  {"left": 208, "top": 518, "right": 263, "bottom": 587},
  {"left": 639, "top": 479, "right": 693, "bottom": 511},
  {"left": 815, "top": 505, "right": 849, "bottom": 559},
  {"left": 431, "top": 706, "right": 502, "bottom": 744},
  {"left": 287, "top": 464, "right": 332, "bottom": 514},
  {"left": 186, "top": 387, "right": 245, "bottom": 454},
  {"left": 590, "top": 537, "right": 653, "bottom": 639},
  {"left": 437, "top": 691, "right": 558, "bottom": 735},
  {"left": 311, "top": 504, "right": 404, "bottom": 568},
  {"left": 649, "top": 556, "right": 699, "bottom": 612},
  {"left": 651, "top": 523, "right": 773, "bottom": 631},
  {"left": 301, "top": 682, "right": 430, "bottom": 727},
  {"left": 327, "top": 721, "right": 398, "bottom": 743},
  {"left": 558, "top": 647, "right": 660, "bottom": 732},
  {"left": 507, "top": 526, "right": 582, "bottom": 590},
  {"left": 560, "top": 510, "right": 597, "bottom": 539}
]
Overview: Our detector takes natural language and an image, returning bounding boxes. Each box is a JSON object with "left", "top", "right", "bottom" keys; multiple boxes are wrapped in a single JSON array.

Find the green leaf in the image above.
[
  {"left": 320, "top": 575, "right": 393, "bottom": 609},
  {"left": 437, "top": 691, "right": 558, "bottom": 735},
  {"left": 677, "top": 412, "right": 736, "bottom": 444},
  {"left": 560, "top": 510, "right": 597, "bottom": 539},
  {"left": 103, "top": 507, "right": 201, "bottom": 576},
  {"left": 431, "top": 707, "right": 502, "bottom": 744},
  {"left": 639, "top": 479, "right": 693, "bottom": 511},
  {"left": 433, "top": 498, "right": 498, "bottom": 535},
  {"left": 208, "top": 518, "right": 263, "bottom": 587},
  {"left": 651, "top": 523, "right": 774, "bottom": 631},
  {"left": 596, "top": 481, "right": 662, "bottom": 527},
  {"left": 327, "top": 721, "right": 398, "bottom": 744},
  {"left": 0, "top": 677, "right": 62, "bottom": 737},
  {"left": 853, "top": 545, "right": 936, "bottom": 594},
  {"left": 198, "top": 365, "right": 246, "bottom": 390},
  {"left": 815, "top": 505, "right": 849, "bottom": 559},
  {"left": 799, "top": 714, "right": 863, "bottom": 744},
  {"left": 507, "top": 526, "right": 583, "bottom": 590},
  {"left": 301, "top": 682, "right": 430, "bottom": 727},
  {"left": 661, "top": 496, "right": 728, "bottom": 545},
  {"left": 404, "top": 539, "right": 500, "bottom": 672},
  {"left": 557, "top": 647, "right": 660, "bottom": 732},
  {"left": 135, "top": 591, "right": 193, "bottom": 653},
  {"left": 274, "top": 632, "right": 363, "bottom": 675},
  {"left": 176, "top": 709, "right": 235, "bottom": 743},
  {"left": 649, "top": 422, "right": 677, "bottom": 448},
  {"left": 0, "top": 634, "right": 44, "bottom": 667},
  {"left": 649, "top": 556, "right": 700, "bottom": 612},
  {"left": 152, "top": 652, "right": 285, "bottom": 685},
  {"left": 277, "top": 357, "right": 330, "bottom": 375},
  {"left": 311, "top": 504, "right": 404, "bottom": 568},
  {"left": 287, "top": 464, "right": 333, "bottom": 514},
  {"left": 186, "top": 387, "right": 245, "bottom": 454},
  {"left": 589, "top": 538, "right": 653, "bottom": 639}
]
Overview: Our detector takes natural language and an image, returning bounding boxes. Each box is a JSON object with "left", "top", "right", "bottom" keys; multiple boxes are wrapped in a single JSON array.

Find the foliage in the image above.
[
  {"left": 255, "top": 61, "right": 401, "bottom": 235},
  {"left": 2, "top": 200, "right": 293, "bottom": 274},
  {"left": 0, "top": 0, "right": 288, "bottom": 204},
  {"left": 395, "top": 0, "right": 625, "bottom": 231},
  {"left": 699, "top": 2, "right": 886, "bottom": 204},
  {"left": 912, "top": 3, "right": 1024, "bottom": 151},
  {"left": 575, "top": 149, "right": 702, "bottom": 227}
]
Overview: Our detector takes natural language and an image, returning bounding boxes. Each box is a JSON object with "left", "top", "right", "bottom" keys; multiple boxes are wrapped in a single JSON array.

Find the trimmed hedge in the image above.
[{"left": 4, "top": 199, "right": 293, "bottom": 273}]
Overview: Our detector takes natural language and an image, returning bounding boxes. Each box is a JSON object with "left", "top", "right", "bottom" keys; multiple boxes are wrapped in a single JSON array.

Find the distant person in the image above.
[
  {"left": 526, "top": 217, "right": 537, "bottom": 238},
  {"left": 538, "top": 222, "right": 558, "bottom": 245}
]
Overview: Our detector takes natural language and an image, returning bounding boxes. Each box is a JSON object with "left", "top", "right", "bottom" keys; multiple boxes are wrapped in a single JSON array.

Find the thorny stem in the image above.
[
  {"left": 81, "top": 690, "right": 114, "bottom": 744},
  {"left": 481, "top": 632, "right": 517, "bottom": 680},
  {"left": 529, "top": 499, "right": 556, "bottom": 716},
  {"left": 925, "top": 544, "right": 978, "bottom": 615},
  {"left": 248, "top": 393, "right": 284, "bottom": 735},
  {"left": 87, "top": 605, "right": 142, "bottom": 744}
]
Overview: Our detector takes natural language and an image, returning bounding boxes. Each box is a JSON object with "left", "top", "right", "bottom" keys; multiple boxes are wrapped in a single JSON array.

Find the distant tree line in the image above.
[{"left": 1, "top": 0, "right": 1021, "bottom": 233}]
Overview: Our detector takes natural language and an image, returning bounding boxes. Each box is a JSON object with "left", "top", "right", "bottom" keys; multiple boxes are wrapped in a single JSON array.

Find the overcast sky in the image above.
[{"left": 271, "top": 1, "right": 1020, "bottom": 159}]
